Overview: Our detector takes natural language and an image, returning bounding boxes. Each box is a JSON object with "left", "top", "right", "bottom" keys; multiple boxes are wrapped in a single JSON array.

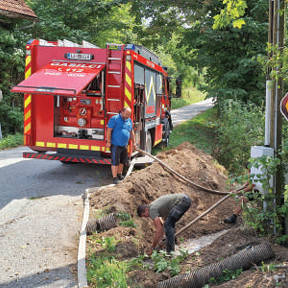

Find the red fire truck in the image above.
[{"left": 11, "top": 39, "right": 173, "bottom": 164}]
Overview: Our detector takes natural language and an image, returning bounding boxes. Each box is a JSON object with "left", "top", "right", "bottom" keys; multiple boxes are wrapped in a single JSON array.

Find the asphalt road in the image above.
[
  {"left": 0, "top": 98, "right": 213, "bottom": 288},
  {"left": 0, "top": 148, "right": 111, "bottom": 288},
  {"left": 171, "top": 98, "right": 214, "bottom": 127}
]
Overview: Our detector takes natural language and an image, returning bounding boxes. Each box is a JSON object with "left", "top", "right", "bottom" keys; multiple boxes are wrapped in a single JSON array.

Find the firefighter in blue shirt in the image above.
[{"left": 106, "top": 107, "right": 136, "bottom": 184}]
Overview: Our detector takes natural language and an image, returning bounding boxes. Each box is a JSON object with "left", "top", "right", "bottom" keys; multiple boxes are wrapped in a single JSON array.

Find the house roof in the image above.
[{"left": 0, "top": 0, "right": 37, "bottom": 19}]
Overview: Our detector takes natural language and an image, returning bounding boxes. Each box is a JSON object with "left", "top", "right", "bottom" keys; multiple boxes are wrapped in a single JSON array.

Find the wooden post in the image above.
[{"left": 268, "top": 0, "right": 285, "bottom": 234}]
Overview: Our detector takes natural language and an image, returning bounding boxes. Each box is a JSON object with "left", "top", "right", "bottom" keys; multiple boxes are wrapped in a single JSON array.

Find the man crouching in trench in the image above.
[{"left": 137, "top": 193, "right": 191, "bottom": 255}]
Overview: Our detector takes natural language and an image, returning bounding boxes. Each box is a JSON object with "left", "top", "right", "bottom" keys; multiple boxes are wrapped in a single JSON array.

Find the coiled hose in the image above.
[
  {"left": 157, "top": 242, "right": 274, "bottom": 288},
  {"left": 86, "top": 213, "right": 117, "bottom": 235}
]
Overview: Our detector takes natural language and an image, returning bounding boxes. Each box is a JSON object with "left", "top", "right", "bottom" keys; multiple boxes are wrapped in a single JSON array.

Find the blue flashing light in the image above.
[{"left": 125, "top": 44, "right": 135, "bottom": 50}]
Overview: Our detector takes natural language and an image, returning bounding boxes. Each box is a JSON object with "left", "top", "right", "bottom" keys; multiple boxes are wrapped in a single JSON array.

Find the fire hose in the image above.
[
  {"left": 135, "top": 148, "right": 246, "bottom": 238},
  {"left": 136, "top": 148, "right": 246, "bottom": 195}
]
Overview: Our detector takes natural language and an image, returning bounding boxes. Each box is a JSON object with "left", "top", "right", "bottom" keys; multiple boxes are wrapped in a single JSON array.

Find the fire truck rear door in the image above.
[{"left": 11, "top": 61, "right": 105, "bottom": 96}]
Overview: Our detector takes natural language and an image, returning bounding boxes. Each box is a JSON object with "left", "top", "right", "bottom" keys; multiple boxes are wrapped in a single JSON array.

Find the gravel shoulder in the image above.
[
  {"left": 0, "top": 147, "right": 111, "bottom": 288},
  {"left": 0, "top": 195, "right": 82, "bottom": 288}
]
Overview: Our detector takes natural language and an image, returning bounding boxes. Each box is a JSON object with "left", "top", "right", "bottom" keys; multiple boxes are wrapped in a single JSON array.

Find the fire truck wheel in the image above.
[{"left": 145, "top": 132, "right": 152, "bottom": 154}]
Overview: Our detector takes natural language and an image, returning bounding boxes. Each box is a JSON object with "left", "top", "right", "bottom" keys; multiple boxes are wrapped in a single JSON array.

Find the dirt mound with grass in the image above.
[
  {"left": 89, "top": 142, "right": 236, "bottom": 252},
  {"left": 87, "top": 143, "right": 288, "bottom": 288}
]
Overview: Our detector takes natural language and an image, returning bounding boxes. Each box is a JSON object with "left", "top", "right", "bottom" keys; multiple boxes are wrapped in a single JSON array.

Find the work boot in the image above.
[
  {"left": 113, "top": 177, "right": 120, "bottom": 184},
  {"left": 117, "top": 174, "right": 125, "bottom": 180},
  {"left": 224, "top": 214, "right": 237, "bottom": 224}
]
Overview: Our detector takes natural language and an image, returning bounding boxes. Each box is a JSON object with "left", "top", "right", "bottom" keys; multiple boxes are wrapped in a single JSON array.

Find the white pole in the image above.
[{"left": 265, "top": 80, "right": 272, "bottom": 146}]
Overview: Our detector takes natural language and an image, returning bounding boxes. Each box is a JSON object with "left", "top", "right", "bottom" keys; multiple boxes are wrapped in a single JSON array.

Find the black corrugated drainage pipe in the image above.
[
  {"left": 157, "top": 242, "right": 274, "bottom": 288},
  {"left": 86, "top": 213, "right": 117, "bottom": 235}
]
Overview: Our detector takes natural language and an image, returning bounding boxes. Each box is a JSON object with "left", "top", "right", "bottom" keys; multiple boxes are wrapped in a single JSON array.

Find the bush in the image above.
[
  {"left": 215, "top": 100, "right": 265, "bottom": 174},
  {"left": 0, "top": 133, "right": 23, "bottom": 150}
]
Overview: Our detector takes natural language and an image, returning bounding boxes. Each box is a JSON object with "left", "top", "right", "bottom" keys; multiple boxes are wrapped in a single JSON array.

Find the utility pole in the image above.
[{"left": 267, "top": 0, "right": 285, "bottom": 233}]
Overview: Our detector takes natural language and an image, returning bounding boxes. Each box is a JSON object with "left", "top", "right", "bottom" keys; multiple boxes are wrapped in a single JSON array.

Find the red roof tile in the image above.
[{"left": 0, "top": 0, "right": 37, "bottom": 19}]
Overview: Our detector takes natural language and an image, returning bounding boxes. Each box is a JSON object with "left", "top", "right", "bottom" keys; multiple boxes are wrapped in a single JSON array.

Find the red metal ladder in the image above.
[{"left": 105, "top": 44, "right": 125, "bottom": 119}]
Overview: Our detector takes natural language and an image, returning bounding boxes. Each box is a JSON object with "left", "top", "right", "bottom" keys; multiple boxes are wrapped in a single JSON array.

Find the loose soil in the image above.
[{"left": 87, "top": 142, "right": 288, "bottom": 287}]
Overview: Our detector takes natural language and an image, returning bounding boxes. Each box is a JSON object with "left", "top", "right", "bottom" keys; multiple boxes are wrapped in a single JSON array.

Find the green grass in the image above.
[
  {"left": 171, "top": 87, "right": 206, "bottom": 110},
  {"left": 155, "top": 107, "right": 216, "bottom": 155},
  {"left": 87, "top": 254, "right": 128, "bottom": 288},
  {"left": 0, "top": 133, "right": 23, "bottom": 150}
]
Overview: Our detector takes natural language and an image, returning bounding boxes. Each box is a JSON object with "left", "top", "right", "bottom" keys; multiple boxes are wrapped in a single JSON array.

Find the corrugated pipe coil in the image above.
[
  {"left": 157, "top": 242, "right": 274, "bottom": 288},
  {"left": 86, "top": 213, "right": 117, "bottom": 235}
]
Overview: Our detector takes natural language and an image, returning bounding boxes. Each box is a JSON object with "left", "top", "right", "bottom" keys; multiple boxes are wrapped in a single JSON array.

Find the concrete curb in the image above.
[
  {"left": 77, "top": 191, "right": 90, "bottom": 288},
  {"left": 76, "top": 158, "right": 152, "bottom": 287},
  {"left": 77, "top": 184, "right": 115, "bottom": 288}
]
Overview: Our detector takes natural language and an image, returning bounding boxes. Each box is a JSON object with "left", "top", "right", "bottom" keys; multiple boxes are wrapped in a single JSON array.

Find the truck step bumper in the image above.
[{"left": 23, "top": 152, "right": 112, "bottom": 164}]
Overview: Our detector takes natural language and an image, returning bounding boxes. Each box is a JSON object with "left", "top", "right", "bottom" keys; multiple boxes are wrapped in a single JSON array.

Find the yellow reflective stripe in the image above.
[
  {"left": 25, "top": 55, "right": 31, "bottom": 67},
  {"left": 125, "top": 87, "right": 131, "bottom": 101},
  {"left": 36, "top": 141, "right": 45, "bottom": 147},
  {"left": 100, "top": 120, "right": 104, "bottom": 125},
  {"left": 47, "top": 142, "right": 56, "bottom": 148},
  {"left": 91, "top": 146, "right": 100, "bottom": 151},
  {"left": 155, "top": 139, "right": 162, "bottom": 145},
  {"left": 58, "top": 143, "right": 67, "bottom": 148},
  {"left": 24, "top": 95, "right": 31, "bottom": 108},
  {"left": 24, "top": 110, "right": 31, "bottom": 121},
  {"left": 101, "top": 147, "right": 105, "bottom": 152},
  {"left": 80, "top": 145, "right": 89, "bottom": 150},
  {"left": 25, "top": 67, "right": 31, "bottom": 79},
  {"left": 24, "top": 123, "right": 31, "bottom": 134},
  {"left": 68, "top": 144, "right": 78, "bottom": 149},
  {"left": 124, "top": 101, "right": 130, "bottom": 108},
  {"left": 125, "top": 74, "right": 131, "bottom": 87},
  {"left": 126, "top": 61, "right": 131, "bottom": 72}
]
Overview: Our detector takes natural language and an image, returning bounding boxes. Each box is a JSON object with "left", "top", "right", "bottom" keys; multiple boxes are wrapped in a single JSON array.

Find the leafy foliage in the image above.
[
  {"left": 0, "top": 133, "right": 23, "bottom": 150},
  {"left": 0, "top": 25, "right": 27, "bottom": 135},
  {"left": 215, "top": 100, "right": 265, "bottom": 174},
  {"left": 243, "top": 156, "right": 283, "bottom": 236},
  {"left": 87, "top": 254, "right": 128, "bottom": 288},
  {"left": 213, "top": 0, "right": 247, "bottom": 29},
  {"left": 150, "top": 249, "right": 188, "bottom": 277},
  {"left": 0, "top": 0, "right": 271, "bottom": 138},
  {"left": 209, "top": 268, "right": 243, "bottom": 284}
]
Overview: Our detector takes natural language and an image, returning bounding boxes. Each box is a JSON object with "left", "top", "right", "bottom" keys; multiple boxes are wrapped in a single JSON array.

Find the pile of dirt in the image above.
[
  {"left": 88, "top": 142, "right": 288, "bottom": 287},
  {"left": 89, "top": 142, "right": 236, "bottom": 252}
]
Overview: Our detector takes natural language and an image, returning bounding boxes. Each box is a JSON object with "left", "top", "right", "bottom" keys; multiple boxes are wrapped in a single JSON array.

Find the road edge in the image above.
[
  {"left": 77, "top": 184, "right": 116, "bottom": 288},
  {"left": 77, "top": 190, "right": 89, "bottom": 288}
]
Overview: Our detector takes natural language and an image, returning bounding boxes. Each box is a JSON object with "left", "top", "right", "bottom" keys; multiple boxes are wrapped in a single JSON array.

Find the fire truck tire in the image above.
[{"left": 145, "top": 132, "right": 152, "bottom": 154}]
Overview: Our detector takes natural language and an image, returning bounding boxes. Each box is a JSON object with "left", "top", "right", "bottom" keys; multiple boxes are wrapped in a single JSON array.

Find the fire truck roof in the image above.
[{"left": 125, "top": 44, "right": 162, "bottom": 66}]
